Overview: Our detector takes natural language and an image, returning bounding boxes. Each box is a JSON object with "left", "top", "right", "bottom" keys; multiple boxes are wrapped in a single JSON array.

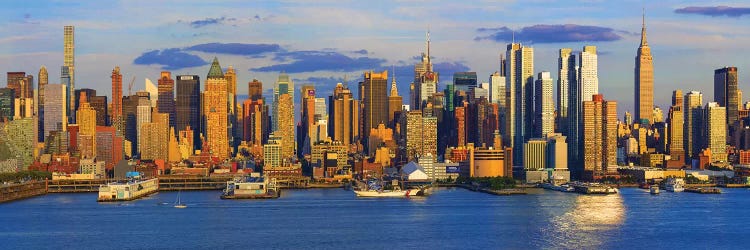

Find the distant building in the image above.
[
  {"left": 203, "top": 58, "right": 229, "bottom": 159},
  {"left": 714, "top": 67, "right": 739, "bottom": 127},
  {"left": 535, "top": 71, "right": 554, "bottom": 137},
  {"left": 704, "top": 102, "right": 727, "bottom": 162},
  {"left": 582, "top": 94, "right": 617, "bottom": 179},
  {"left": 176, "top": 75, "right": 200, "bottom": 150}
]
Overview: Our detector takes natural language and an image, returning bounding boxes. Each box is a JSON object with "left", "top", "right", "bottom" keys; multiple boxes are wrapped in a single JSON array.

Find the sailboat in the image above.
[{"left": 174, "top": 190, "right": 187, "bottom": 208}]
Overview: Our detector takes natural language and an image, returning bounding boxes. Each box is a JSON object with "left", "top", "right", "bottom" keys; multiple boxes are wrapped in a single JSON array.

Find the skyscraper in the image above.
[
  {"left": 404, "top": 110, "right": 438, "bottom": 161},
  {"left": 362, "top": 70, "right": 389, "bottom": 141},
  {"left": 157, "top": 71, "right": 175, "bottom": 131},
  {"left": 64, "top": 26, "right": 75, "bottom": 123},
  {"left": 43, "top": 84, "right": 67, "bottom": 138},
  {"left": 328, "top": 83, "right": 359, "bottom": 146},
  {"left": 38, "top": 66, "right": 48, "bottom": 142},
  {"left": 224, "top": 66, "right": 237, "bottom": 151},
  {"left": 668, "top": 90, "right": 684, "bottom": 159},
  {"left": 388, "top": 70, "right": 403, "bottom": 126},
  {"left": 579, "top": 46, "right": 599, "bottom": 104},
  {"left": 273, "top": 73, "right": 294, "bottom": 132},
  {"left": 140, "top": 111, "right": 169, "bottom": 161},
  {"left": 581, "top": 94, "right": 617, "bottom": 179},
  {"left": 204, "top": 58, "right": 229, "bottom": 159},
  {"left": 535, "top": 71, "right": 554, "bottom": 137},
  {"left": 176, "top": 75, "right": 200, "bottom": 150},
  {"left": 683, "top": 91, "right": 703, "bottom": 161},
  {"left": 558, "top": 48, "right": 576, "bottom": 135},
  {"left": 714, "top": 67, "right": 739, "bottom": 127},
  {"left": 77, "top": 93, "right": 97, "bottom": 159},
  {"left": 704, "top": 102, "right": 727, "bottom": 162},
  {"left": 111, "top": 67, "right": 123, "bottom": 132},
  {"left": 0, "top": 88, "right": 14, "bottom": 121},
  {"left": 413, "top": 31, "right": 437, "bottom": 110},
  {"left": 248, "top": 79, "right": 263, "bottom": 101},
  {"left": 276, "top": 93, "right": 295, "bottom": 160},
  {"left": 635, "top": 14, "right": 654, "bottom": 125},
  {"left": 61, "top": 66, "right": 73, "bottom": 123},
  {"left": 506, "top": 43, "right": 534, "bottom": 165}
]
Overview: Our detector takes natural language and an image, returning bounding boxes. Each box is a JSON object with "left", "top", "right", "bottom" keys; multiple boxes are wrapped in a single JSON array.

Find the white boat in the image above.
[
  {"left": 221, "top": 176, "right": 280, "bottom": 199},
  {"left": 665, "top": 178, "right": 685, "bottom": 192},
  {"left": 650, "top": 186, "right": 660, "bottom": 195},
  {"left": 98, "top": 172, "right": 158, "bottom": 202},
  {"left": 353, "top": 187, "right": 423, "bottom": 197},
  {"left": 174, "top": 190, "right": 186, "bottom": 208}
]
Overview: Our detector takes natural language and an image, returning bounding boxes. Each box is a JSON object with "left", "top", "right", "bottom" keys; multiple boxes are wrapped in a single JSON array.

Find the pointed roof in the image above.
[
  {"left": 207, "top": 57, "right": 224, "bottom": 79},
  {"left": 640, "top": 9, "right": 648, "bottom": 47},
  {"left": 390, "top": 66, "right": 399, "bottom": 96}
]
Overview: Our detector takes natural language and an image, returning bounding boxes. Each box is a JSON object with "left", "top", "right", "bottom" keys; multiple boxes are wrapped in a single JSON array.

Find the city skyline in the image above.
[{"left": 1, "top": 1, "right": 749, "bottom": 116}]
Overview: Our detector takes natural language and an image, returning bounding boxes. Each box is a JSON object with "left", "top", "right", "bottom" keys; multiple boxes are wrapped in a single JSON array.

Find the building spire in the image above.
[
  {"left": 207, "top": 57, "right": 224, "bottom": 79},
  {"left": 426, "top": 29, "right": 431, "bottom": 64},
  {"left": 390, "top": 65, "right": 398, "bottom": 96},
  {"left": 640, "top": 8, "right": 648, "bottom": 46}
]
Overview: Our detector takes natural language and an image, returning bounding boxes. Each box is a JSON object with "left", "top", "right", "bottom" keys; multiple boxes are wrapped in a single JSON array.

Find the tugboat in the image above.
[{"left": 221, "top": 176, "right": 280, "bottom": 199}]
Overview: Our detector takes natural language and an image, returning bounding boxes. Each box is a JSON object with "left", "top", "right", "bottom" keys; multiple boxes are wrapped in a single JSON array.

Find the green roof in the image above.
[{"left": 207, "top": 57, "right": 224, "bottom": 79}]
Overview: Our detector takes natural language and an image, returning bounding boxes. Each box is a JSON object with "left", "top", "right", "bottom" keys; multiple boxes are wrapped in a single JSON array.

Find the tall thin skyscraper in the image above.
[
  {"left": 111, "top": 67, "right": 123, "bottom": 135},
  {"left": 558, "top": 48, "right": 576, "bottom": 135},
  {"left": 38, "top": 66, "right": 48, "bottom": 142},
  {"left": 635, "top": 13, "right": 654, "bottom": 125},
  {"left": 579, "top": 46, "right": 599, "bottom": 103},
  {"left": 64, "top": 26, "right": 75, "bottom": 123},
  {"left": 668, "top": 90, "right": 684, "bottom": 160},
  {"left": 413, "top": 31, "right": 436, "bottom": 110},
  {"left": 157, "top": 71, "right": 175, "bottom": 131},
  {"left": 683, "top": 91, "right": 703, "bottom": 161},
  {"left": 362, "top": 70, "right": 389, "bottom": 141},
  {"left": 176, "top": 75, "right": 200, "bottom": 150},
  {"left": 388, "top": 70, "right": 403, "bottom": 127},
  {"left": 329, "top": 83, "right": 359, "bottom": 146},
  {"left": 506, "top": 43, "right": 533, "bottom": 165},
  {"left": 61, "top": 66, "right": 73, "bottom": 123},
  {"left": 204, "top": 57, "right": 229, "bottom": 159},
  {"left": 535, "top": 71, "right": 554, "bottom": 137},
  {"left": 277, "top": 93, "right": 295, "bottom": 160},
  {"left": 273, "top": 73, "right": 294, "bottom": 131},
  {"left": 714, "top": 67, "right": 739, "bottom": 127},
  {"left": 77, "top": 93, "right": 97, "bottom": 159}
]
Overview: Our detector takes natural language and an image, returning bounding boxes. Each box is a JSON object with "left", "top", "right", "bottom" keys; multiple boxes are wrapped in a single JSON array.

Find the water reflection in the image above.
[{"left": 547, "top": 194, "right": 625, "bottom": 249}]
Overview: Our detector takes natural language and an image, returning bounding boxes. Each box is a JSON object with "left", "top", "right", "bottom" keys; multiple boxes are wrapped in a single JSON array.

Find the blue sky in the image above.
[{"left": 1, "top": 0, "right": 750, "bottom": 115}]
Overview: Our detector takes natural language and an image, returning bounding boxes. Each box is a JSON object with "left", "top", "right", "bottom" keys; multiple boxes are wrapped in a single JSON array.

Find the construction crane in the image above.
[{"left": 128, "top": 76, "right": 135, "bottom": 95}]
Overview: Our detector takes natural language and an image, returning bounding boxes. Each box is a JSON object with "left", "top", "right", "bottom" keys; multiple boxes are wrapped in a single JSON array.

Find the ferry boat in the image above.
[
  {"left": 650, "top": 186, "right": 660, "bottom": 195},
  {"left": 353, "top": 179, "right": 426, "bottom": 197},
  {"left": 664, "top": 178, "right": 685, "bottom": 192},
  {"left": 98, "top": 172, "right": 158, "bottom": 202},
  {"left": 540, "top": 183, "right": 575, "bottom": 192},
  {"left": 221, "top": 176, "right": 280, "bottom": 199}
]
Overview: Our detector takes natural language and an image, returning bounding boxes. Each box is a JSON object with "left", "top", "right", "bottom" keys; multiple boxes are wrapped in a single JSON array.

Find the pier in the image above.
[{"left": 0, "top": 181, "right": 47, "bottom": 203}]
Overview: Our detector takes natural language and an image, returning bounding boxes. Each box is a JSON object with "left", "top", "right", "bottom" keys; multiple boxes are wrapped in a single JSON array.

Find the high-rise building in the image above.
[
  {"left": 582, "top": 94, "right": 617, "bottom": 179},
  {"left": 63, "top": 26, "right": 75, "bottom": 121},
  {"left": 204, "top": 58, "right": 229, "bottom": 159},
  {"left": 524, "top": 139, "right": 547, "bottom": 171},
  {"left": 140, "top": 111, "right": 169, "bottom": 161},
  {"left": 704, "top": 102, "right": 727, "bottom": 162},
  {"left": 413, "top": 31, "right": 438, "bottom": 110},
  {"left": 635, "top": 14, "right": 654, "bottom": 125},
  {"left": 136, "top": 94, "right": 151, "bottom": 156},
  {"left": 404, "top": 110, "right": 437, "bottom": 161},
  {"left": 276, "top": 93, "right": 295, "bottom": 159},
  {"left": 248, "top": 79, "right": 263, "bottom": 101},
  {"left": 714, "top": 67, "right": 739, "bottom": 127},
  {"left": 328, "top": 83, "right": 359, "bottom": 146},
  {"left": 95, "top": 126, "right": 123, "bottom": 171},
  {"left": 224, "top": 66, "right": 237, "bottom": 151},
  {"left": 61, "top": 66, "right": 73, "bottom": 123},
  {"left": 6, "top": 72, "right": 26, "bottom": 99},
  {"left": 37, "top": 66, "right": 48, "bottom": 142},
  {"left": 506, "top": 43, "right": 534, "bottom": 165},
  {"left": 558, "top": 48, "right": 576, "bottom": 137},
  {"left": 273, "top": 73, "right": 294, "bottom": 131},
  {"left": 490, "top": 64, "right": 507, "bottom": 137},
  {"left": 668, "top": 90, "right": 684, "bottom": 159},
  {"left": 579, "top": 46, "right": 599, "bottom": 104},
  {"left": 157, "top": 71, "right": 175, "bottom": 131},
  {"left": 362, "top": 70, "right": 389, "bottom": 141},
  {"left": 388, "top": 71, "right": 403, "bottom": 127},
  {"left": 76, "top": 93, "right": 97, "bottom": 159},
  {"left": 547, "top": 134, "right": 568, "bottom": 171},
  {"left": 299, "top": 85, "right": 316, "bottom": 157},
  {"left": 683, "top": 91, "right": 703, "bottom": 161},
  {"left": 243, "top": 99, "right": 268, "bottom": 146},
  {"left": 43, "top": 84, "right": 67, "bottom": 138},
  {"left": 535, "top": 71, "right": 554, "bottom": 137},
  {"left": 0, "top": 88, "right": 14, "bottom": 121},
  {"left": 111, "top": 67, "right": 123, "bottom": 133},
  {"left": 176, "top": 75, "right": 200, "bottom": 150}
]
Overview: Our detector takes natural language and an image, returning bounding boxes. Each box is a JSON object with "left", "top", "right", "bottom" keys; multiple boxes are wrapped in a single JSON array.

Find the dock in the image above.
[
  {"left": 0, "top": 181, "right": 47, "bottom": 203},
  {"left": 685, "top": 187, "right": 722, "bottom": 194}
]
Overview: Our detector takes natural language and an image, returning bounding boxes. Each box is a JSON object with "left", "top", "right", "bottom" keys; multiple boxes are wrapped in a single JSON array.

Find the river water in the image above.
[{"left": 1, "top": 187, "right": 748, "bottom": 249}]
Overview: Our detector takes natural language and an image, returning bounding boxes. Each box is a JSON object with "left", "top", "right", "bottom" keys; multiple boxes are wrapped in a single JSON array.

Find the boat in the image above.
[
  {"left": 540, "top": 183, "right": 575, "bottom": 192},
  {"left": 98, "top": 172, "right": 158, "bottom": 202},
  {"left": 664, "top": 178, "right": 685, "bottom": 192},
  {"left": 221, "top": 176, "right": 280, "bottom": 199},
  {"left": 650, "top": 186, "right": 660, "bottom": 195},
  {"left": 685, "top": 187, "right": 722, "bottom": 194},
  {"left": 174, "top": 190, "right": 186, "bottom": 208},
  {"left": 570, "top": 182, "right": 618, "bottom": 194},
  {"left": 353, "top": 179, "right": 425, "bottom": 197}
]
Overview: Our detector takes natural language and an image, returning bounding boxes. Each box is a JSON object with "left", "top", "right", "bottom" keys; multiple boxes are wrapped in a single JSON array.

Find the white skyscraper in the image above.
[
  {"left": 535, "top": 71, "right": 554, "bottom": 137},
  {"left": 579, "top": 46, "right": 599, "bottom": 102},
  {"left": 506, "top": 43, "right": 534, "bottom": 165}
]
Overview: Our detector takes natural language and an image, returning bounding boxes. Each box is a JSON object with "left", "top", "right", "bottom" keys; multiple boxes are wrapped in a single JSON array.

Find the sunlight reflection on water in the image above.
[{"left": 548, "top": 194, "right": 625, "bottom": 248}]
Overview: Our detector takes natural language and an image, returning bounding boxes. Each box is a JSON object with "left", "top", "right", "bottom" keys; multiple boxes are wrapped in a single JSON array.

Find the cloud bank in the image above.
[
  {"left": 675, "top": 6, "right": 750, "bottom": 17},
  {"left": 475, "top": 24, "right": 623, "bottom": 43},
  {"left": 133, "top": 48, "right": 208, "bottom": 70}
]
